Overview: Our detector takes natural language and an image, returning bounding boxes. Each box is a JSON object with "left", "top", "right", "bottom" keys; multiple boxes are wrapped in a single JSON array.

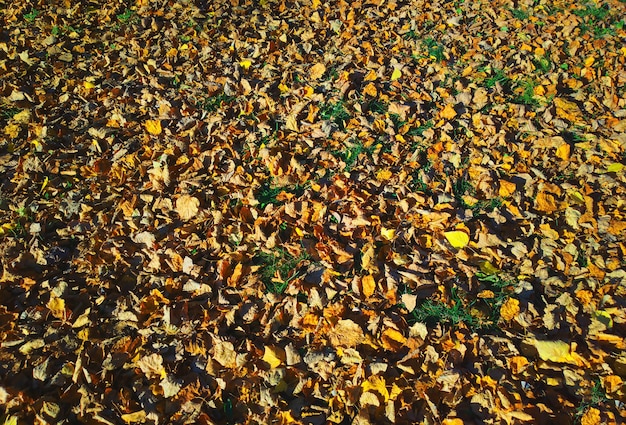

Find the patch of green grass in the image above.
[
  {"left": 403, "top": 29, "right": 420, "bottom": 40},
  {"left": 368, "top": 99, "right": 388, "bottom": 114},
  {"left": 452, "top": 176, "right": 503, "bottom": 214},
  {"left": 406, "top": 120, "right": 434, "bottom": 137},
  {"left": 510, "top": 8, "right": 530, "bottom": 20},
  {"left": 319, "top": 100, "right": 350, "bottom": 128},
  {"left": 475, "top": 272, "right": 515, "bottom": 323},
  {"left": 256, "top": 181, "right": 306, "bottom": 209},
  {"left": 255, "top": 248, "right": 310, "bottom": 294},
  {"left": 423, "top": 37, "right": 445, "bottom": 62},
  {"left": 482, "top": 67, "right": 511, "bottom": 89},
  {"left": 1, "top": 106, "right": 21, "bottom": 120},
  {"left": 23, "top": 9, "right": 39, "bottom": 22},
  {"left": 389, "top": 113, "right": 407, "bottom": 131},
  {"left": 334, "top": 139, "right": 373, "bottom": 171},
  {"left": 534, "top": 55, "right": 552, "bottom": 74},
  {"left": 409, "top": 287, "right": 478, "bottom": 327},
  {"left": 575, "top": 380, "right": 609, "bottom": 423},
  {"left": 198, "top": 93, "right": 237, "bottom": 113},
  {"left": 117, "top": 8, "right": 135, "bottom": 23},
  {"left": 512, "top": 80, "right": 541, "bottom": 109}
]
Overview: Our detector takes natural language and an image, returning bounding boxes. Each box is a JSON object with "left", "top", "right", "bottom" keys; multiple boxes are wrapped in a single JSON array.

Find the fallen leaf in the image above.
[
  {"left": 500, "top": 298, "right": 520, "bottom": 321},
  {"left": 145, "top": 119, "right": 162, "bottom": 135},
  {"left": 262, "top": 346, "right": 285, "bottom": 368},
  {"left": 361, "top": 274, "right": 376, "bottom": 297},
  {"left": 309, "top": 62, "right": 326, "bottom": 80},
  {"left": 175, "top": 195, "right": 200, "bottom": 221},
  {"left": 444, "top": 230, "right": 469, "bottom": 249},
  {"left": 329, "top": 319, "right": 364, "bottom": 348},
  {"left": 440, "top": 103, "right": 457, "bottom": 120}
]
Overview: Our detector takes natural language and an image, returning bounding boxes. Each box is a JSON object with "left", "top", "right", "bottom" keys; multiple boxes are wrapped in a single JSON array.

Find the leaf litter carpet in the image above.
[{"left": 1, "top": 0, "right": 626, "bottom": 423}]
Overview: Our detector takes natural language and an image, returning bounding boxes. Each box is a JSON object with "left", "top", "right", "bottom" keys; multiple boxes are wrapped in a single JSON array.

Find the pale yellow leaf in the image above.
[
  {"left": 329, "top": 319, "right": 364, "bottom": 348},
  {"left": 136, "top": 353, "right": 166, "bottom": 379},
  {"left": 309, "top": 62, "right": 326, "bottom": 80},
  {"left": 381, "top": 227, "right": 395, "bottom": 241},
  {"left": 175, "top": 195, "right": 200, "bottom": 221},
  {"left": 390, "top": 68, "right": 402, "bottom": 81},
  {"left": 361, "top": 375, "right": 389, "bottom": 402},
  {"left": 121, "top": 410, "right": 147, "bottom": 424},
  {"left": 607, "top": 163, "right": 624, "bottom": 173}
]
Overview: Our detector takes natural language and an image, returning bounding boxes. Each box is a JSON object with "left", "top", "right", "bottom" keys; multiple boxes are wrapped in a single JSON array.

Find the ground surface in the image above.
[{"left": 1, "top": 0, "right": 626, "bottom": 423}]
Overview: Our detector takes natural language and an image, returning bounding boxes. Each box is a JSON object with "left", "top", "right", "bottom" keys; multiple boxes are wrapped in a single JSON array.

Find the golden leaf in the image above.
[
  {"left": 239, "top": 59, "right": 252, "bottom": 69},
  {"left": 500, "top": 298, "right": 520, "bottom": 321},
  {"left": 525, "top": 339, "right": 585, "bottom": 365},
  {"left": 145, "top": 119, "right": 162, "bottom": 135},
  {"left": 555, "top": 143, "right": 571, "bottom": 161},
  {"left": 508, "top": 356, "right": 529, "bottom": 374},
  {"left": 380, "top": 328, "right": 406, "bottom": 350},
  {"left": 361, "top": 375, "right": 389, "bottom": 402},
  {"left": 442, "top": 420, "right": 464, "bottom": 425},
  {"left": 381, "top": 227, "right": 395, "bottom": 241},
  {"left": 175, "top": 195, "right": 200, "bottom": 221},
  {"left": 580, "top": 407, "right": 600, "bottom": 425},
  {"left": 376, "top": 169, "right": 392, "bottom": 181},
  {"left": 440, "top": 103, "right": 457, "bottom": 120},
  {"left": 603, "top": 375, "right": 623, "bottom": 393},
  {"left": 535, "top": 191, "right": 558, "bottom": 214},
  {"left": 262, "top": 346, "right": 285, "bottom": 368},
  {"left": 444, "top": 230, "right": 469, "bottom": 249},
  {"left": 47, "top": 297, "right": 66, "bottom": 320},
  {"left": 361, "top": 274, "right": 376, "bottom": 297},
  {"left": 362, "top": 82, "right": 378, "bottom": 97},
  {"left": 309, "top": 62, "right": 326, "bottom": 80},
  {"left": 329, "top": 319, "right": 364, "bottom": 348},
  {"left": 121, "top": 410, "right": 147, "bottom": 424}
]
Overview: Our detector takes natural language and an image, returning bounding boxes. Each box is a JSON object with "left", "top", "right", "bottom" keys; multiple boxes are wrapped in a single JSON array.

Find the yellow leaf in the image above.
[
  {"left": 83, "top": 81, "right": 96, "bottom": 89},
  {"left": 309, "top": 62, "right": 326, "bottom": 80},
  {"left": 381, "top": 227, "right": 395, "bottom": 241},
  {"left": 390, "top": 68, "right": 402, "bottom": 81},
  {"left": 362, "top": 82, "right": 378, "bottom": 97},
  {"left": 555, "top": 143, "right": 571, "bottom": 161},
  {"left": 47, "top": 297, "right": 66, "bottom": 320},
  {"left": 3, "top": 416, "right": 18, "bottom": 425},
  {"left": 262, "top": 346, "right": 285, "bottom": 368},
  {"left": 440, "top": 103, "right": 457, "bottom": 120},
  {"left": 361, "top": 375, "right": 389, "bottom": 402},
  {"left": 568, "top": 190, "right": 585, "bottom": 204},
  {"left": 607, "top": 163, "right": 624, "bottom": 173},
  {"left": 527, "top": 339, "right": 585, "bottom": 365},
  {"left": 444, "top": 230, "right": 469, "bottom": 249},
  {"left": 376, "top": 169, "right": 392, "bottom": 181},
  {"left": 361, "top": 275, "right": 376, "bottom": 297},
  {"left": 121, "top": 410, "right": 147, "bottom": 424},
  {"left": 479, "top": 260, "right": 499, "bottom": 275},
  {"left": 593, "top": 310, "right": 613, "bottom": 328},
  {"left": 145, "top": 119, "right": 162, "bottom": 135},
  {"left": 311, "top": 0, "right": 321, "bottom": 8},
  {"left": 603, "top": 375, "right": 623, "bottom": 393},
  {"left": 380, "top": 328, "right": 406, "bottom": 350},
  {"left": 442, "top": 420, "right": 464, "bottom": 425},
  {"left": 584, "top": 56, "right": 595, "bottom": 67},
  {"left": 508, "top": 356, "right": 529, "bottom": 374},
  {"left": 239, "top": 59, "right": 252, "bottom": 69},
  {"left": 498, "top": 180, "right": 516, "bottom": 197},
  {"left": 500, "top": 298, "right": 520, "bottom": 321}
]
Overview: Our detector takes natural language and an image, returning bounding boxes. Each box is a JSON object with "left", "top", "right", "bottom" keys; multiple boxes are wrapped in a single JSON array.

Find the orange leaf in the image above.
[
  {"left": 535, "top": 191, "right": 558, "bottom": 214},
  {"left": 500, "top": 298, "right": 520, "bottom": 321},
  {"left": 361, "top": 274, "right": 376, "bottom": 298}
]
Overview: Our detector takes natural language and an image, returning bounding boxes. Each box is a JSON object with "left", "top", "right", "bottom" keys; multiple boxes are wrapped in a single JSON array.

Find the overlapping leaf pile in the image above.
[{"left": 1, "top": 0, "right": 626, "bottom": 423}]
